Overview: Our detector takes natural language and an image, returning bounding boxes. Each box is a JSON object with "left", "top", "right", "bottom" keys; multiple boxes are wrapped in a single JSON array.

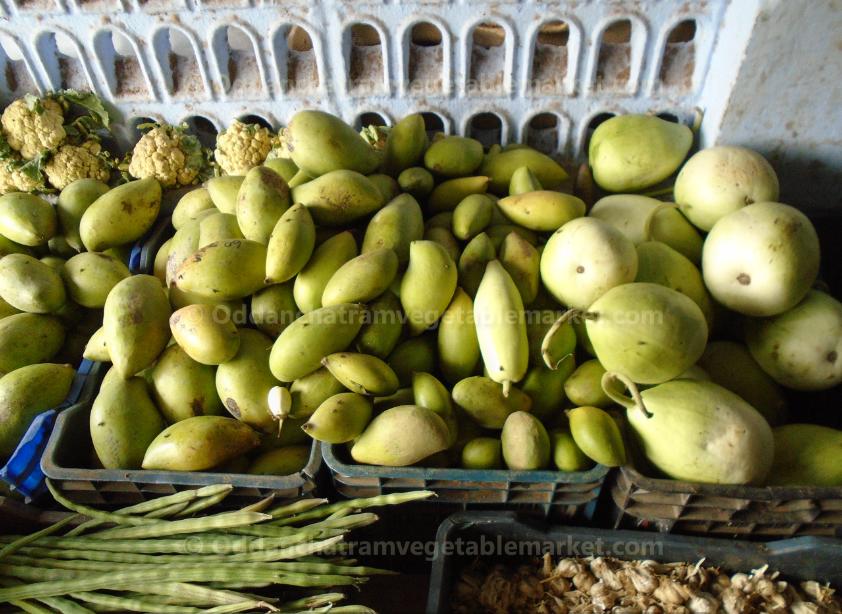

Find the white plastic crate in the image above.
[{"left": 0, "top": 0, "right": 839, "bottom": 208}]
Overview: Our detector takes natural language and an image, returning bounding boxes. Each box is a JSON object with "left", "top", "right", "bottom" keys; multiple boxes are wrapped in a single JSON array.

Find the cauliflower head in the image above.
[
  {"left": 45, "top": 141, "right": 111, "bottom": 190},
  {"left": 1, "top": 98, "right": 66, "bottom": 160},
  {"left": 266, "top": 127, "right": 292, "bottom": 161},
  {"left": 0, "top": 160, "right": 45, "bottom": 195},
  {"left": 214, "top": 120, "right": 273, "bottom": 175},
  {"left": 128, "top": 125, "right": 205, "bottom": 188}
]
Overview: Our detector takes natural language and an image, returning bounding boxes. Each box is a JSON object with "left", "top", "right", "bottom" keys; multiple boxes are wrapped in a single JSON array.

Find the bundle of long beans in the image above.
[{"left": 0, "top": 482, "right": 434, "bottom": 613}]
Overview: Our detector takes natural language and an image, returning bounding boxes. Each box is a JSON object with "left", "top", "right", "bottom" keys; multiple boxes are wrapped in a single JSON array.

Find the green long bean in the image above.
[
  {"left": 70, "top": 591, "right": 204, "bottom": 614},
  {"left": 46, "top": 482, "right": 157, "bottom": 527},
  {"left": 0, "top": 514, "right": 79, "bottom": 560},
  {"left": 36, "top": 595, "right": 95, "bottom": 614},
  {"left": 234, "top": 513, "right": 378, "bottom": 538},
  {"left": 274, "top": 593, "right": 344, "bottom": 612},
  {"left": 173, "top": 491, "right": 232, "bottom": 518},
  {"left": 267, "top": 498, "right": 328, "bottom": 520},
  {"left": 144, "top": 501, "right": 192, "bottom": 519},
  {"left": 91, "top": 511, "right": 271, "bottom": 540},
  {"left": 200, "top": 601, "right": 273, "bottom": 614},
  {"left": 11, "top": 599, "right": 54, "bottom": 614},
  {"left": 0, "top": 534, "right": 299, "bottom": 555},
  {"left": 271, "top": 491, "right": 435, "bottom": 526}
]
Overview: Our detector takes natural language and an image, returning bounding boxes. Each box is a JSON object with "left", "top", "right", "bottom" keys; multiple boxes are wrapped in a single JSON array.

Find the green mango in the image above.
[
  {"left": 89, "top": 366, "right": 165, "bottom": 469},
  {"left": 383, "top": 113, "right": 428, "bottom": 176},
  {"left": 361, "top": 194, "right": 424, "bottom": 266},
  {"left": 322, "top": 248, "right": 398, "bottom": 307},
  {"left": 427, "top": 176, "right": 490, "bottom": 213},
  {"left": 485, "top": 225, "right": 539, "bottom": 251},
  {"left": 152, "top": 238, "right": 171, "bottom": 285},
  {"left": 170, "top": 303, "right": 241, "bottom": 366},
  {"left": 397, "top": 167, "right": 435, "bottom": 200},
  {"left": 508, "top": 166, "right": 543, "bottom": 195},
  {"left": 40, "top": 255, "right": 66, "bottom": 271},
  {"left": 452, "top": 376, "right": 532, "bottom": 429},
  {"left": 387, "top": 334, "right": 437, "bottom": 387},
  {"left": 423, "top": 226, "right": 461, "bottom": 264},
  {"left": 56, "top": 179, "right": 110, "bottom": 250},
  {"left": 263, "top": 157, "right": 299, "bottom": 183},
  {"left": 150, "top": 345, "right": 223, "bottom": 423},
  {"left": 80, "top": 178, "right": 162, "bottom": 251},
  {"left": 496, "top": 191, "right": 585, "bottom": 232},
  {"left": 165, "top": 218, "right": 202, "bottom": 287},
  {"left": 424, "top": 136, "right": 483, "bottom": 177},
  {"left": 438, "top": 288, "right": 480, "bottom": 384},
  {"left": 0, "top": 235, "right": 32, "bottom": 259},
  {"left": 142, "top": 415, "right": 260, "bottom": 471},
  {"left": 458, "top": 233, "right": 495, "bottom": 298},
  {"left": 355, "top": 291, "right": 403, "bottom": 358},
  {"left": 206, "top": 175, "right": 244, "bottom": 214},
  {"left": 103, "top": 275, "right": 171, "bottom": 378},
  {"left": 174, "top": 239, "right": 267, "bottom": 300},
  {"left": 425, "top": 211, "right": 453, "bottom": 230},
  {"left": 461, "top": 437, "right": 503, "bottom": 469},
  {"left": 368, "top": 173, "right": 400, "bottom": 202},
  {"left": 290, "top": 367, "right": 346, "bottom": 420},
  {"left": 0, "top": 313, "right": 65, "bottom": 373},
  {"left": 322, "top": 352, "right": 400, "bottom": 397},
  {"left": 82, "top": 325, "right": 109, "bottom": 362},
  {"left": 250, "top": 283, "right": 298, "bottom": 338},
  {"left": 236, "top": 166, "right": 290, "bottom": 244},
  {"left": 768, "top": 424, "right": 842, "bottom": 486},
  {"left": 480, "top": 147, "right": 568, "bottom": 194},
  {"left": 172, "top": 188, "right": 216, "bottom": 230},
  {"left": 551, "top": 430, "right": 594, "bottom": 472},
  {"left": 0, "top": 254, "right": 66, "bottom": 314},
  {"left": 248, "top": 445, "right": 310, "bottom": 475},
  {"left": 412, "top": 371, "right": 456, "bottom": 446},
  {"left": 452, "top": 194, "right": 495, "bottom": 241},
  {"left": 401, "top": 240, "right": 457, "bottom": 335},
  {"left": 650, "top": 207, "right": 703, "bottom": 265},
  {"left": 285, "top": 110, "right": 380, "bottom": 176},
  {"left": 62, "top": 252, "right": 130, "bottom": 309},
  {"left": 46, "top": 237, "right": 77, "bottom": 259},
  {"left": 293, "top": 170, "right": 384, "bottom": 227},
  {"left": 293, "top": 231, "right": 357, "bottom": 313},
  {"left": 0, "top": 193, "right": 57, "bottom": 246},
  {"left": 499, "top": 231, "right": 540, "bottom": 305},
  {"left": 501, "top": 411, "right": 550, "bottom": 470},
  {"left": 198, "top": 212, "right": 243, "bottom": 248},
  {"left": 520, "top": 358, "right": 576, "bottom": 420},
  {"left": 589, "top": 114, "right": 692, "bottom": 192},
  {"left": 287, "top": 169, "right": 314, "bottom": 189},
  {"left": 0, "top": 296, "right": 20, "bottom": 319},
  {"left": 265, "top": 203, "right": 316, "bottom": 284},
  {"left": 567, "top": 405, "right": 626, "bottom": 467},
  {"left": 351, "top": 405, "right": 450, "bottom": 466},
  {"left": 373, "top": 387, "right": 415, "bottom": 414},
  {"left": 564, "top": 359, "right": 611, "bottom": 408},
  {"left": 269, "top": 303, "right": 365, "bottom": 382},
  {"left": 302, "top": 392, "right": 373, "bottom": 443}
]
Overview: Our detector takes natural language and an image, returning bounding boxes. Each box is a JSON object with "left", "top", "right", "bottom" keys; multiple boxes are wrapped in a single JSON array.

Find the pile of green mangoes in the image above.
[{"left": 0, "top": 178, "right": 166, "bottom": 465}]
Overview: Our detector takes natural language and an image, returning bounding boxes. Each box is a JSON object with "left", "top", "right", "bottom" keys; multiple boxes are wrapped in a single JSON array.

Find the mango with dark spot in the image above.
[
  {"left": 56, "top": 178, "right": 110, "bottom": 251},
  {"left": 285, "top": 110, "right": 380, "bottom": 177},
  {"left": 480, "top": 148, "right": 568, "bottom": 195},
  {"left": 236, "top": 166, "right": 290, "bottom": 245},
  {"left": 292, "top": 170, "right": 384, "bottom": 227},
  {"left": 423, "top": 136, "right": 483, "bottom": 178},
  {"left": 150, "top": 344, "right": 223, "bottom": 424},
  {"left": 80, "top": 178, "right": 162, "bottom": 251},
  {"left": 174, "top": 239, "right": 267, "bottom": 301}
]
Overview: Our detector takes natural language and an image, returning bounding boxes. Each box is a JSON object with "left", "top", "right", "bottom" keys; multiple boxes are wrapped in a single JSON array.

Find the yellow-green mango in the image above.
[
  {"left": 206, "top": 175, "right": 244, "bottom": 214},
  {"left": 501, "top": 411, "right": 550, "bottom": 470},
  {"left": 401, "top": 240, "right": 457, "bottom": 335},
  {"left": 287, "top": 169, "right": 313, "bottom": 189},
  {"left": 290, "top": 367, "right": 346, "bottom": 420},
  {"left": 428, "top": 176, "right": 490, "bottom": 213},
  {"left": 47, "top": 237, "right": 77, "bottom": 259},
  {"left": 496, "top": 191, "right": 585, "bottom": 232},
  {"left": 57, "top": 179, "right": 110, "bottom": 251},
  {"left": 651, "top": 207, "right": 704, "bottom": 265},
  {"left": 142, "top": 415, "right": 260, "bottom": 471},
  {"left": 153, "top": 238, "right": 171, "bottom": 285},
  {"left": 89, "top": 366, "right": 165, "bottom": 469},
  {"left": 589, "top": 115, "right": 692, "bottom": 192},
  {"left": 499, "top": 231, "right": 540, "bottom": 305},
  {"left": 0, "top": 313, "right": 64, "bottom": 373},
  {"left": 236, "top": 166, "right": 290, "bottom": 245},
  {"left": 322, "top": 352, "right": 399, "bottom": 397},
  {"left": 423, "top": 226, "right": 461, "bottom": 264},
  {"left": 0, "top": 193, "right": 57, "bottom": 246},
  {"left": 768, "top": 424, "right": 842, "bottom": 486},
  {"left": 302, "top": 392, "right": 373, "bottom": 443},
  {"left": 355, "top": 291, "right": 403, "bottom": 358},
  {"left": 387, "top": 334, "right": 437, "bottom": 387},
  {"left": 40, "top": 255, "right": 66, "bottom": 271},
  {"left": 521, "top": 358, "right": 576, "bottom": 420},
  {"left": 265, "top": 204, "right": 315, "bottom": 284},
  {"left": 293, "top": 170, "right": 384, "bottom": 227},
  {"left": 508, "top": 165, "right": 542, "bottom": 195},
  {"left": 150, "top": 345, "right": 223, "bottom": 423},
  {"left": 589, "top": 194, "right": 675, "bottom": 245},
  {"left": 293, "top": 231, "right": 357, "bottom": 313},
  {"left": 485, "top": 225, "right": 539, "bottom": 251},
  {"left": 361, "top": 194, "right": 424, "bottom": 266},
  {"left": 83, "top": 325, "right": 109, "bottom": 362},
  {"left": 425, "top": 211, "right": 453, "bottom": 230},
  {"left": 351, "top": 405, "right": 450, "bottom": 466},
  {"left": 461, "top": 437, "right": 503, "bottom": 469},
  {"left": 215, "top": 328, "right": 280, "bottom": 433},
  {"left": 564, "top": 359, "right": 611, "bottom": 408},
  {"left": 174, "top": 239, "right": 267, "bottom": 300},
  {"left": 0, "top": 235, "right": 32, "bottom": 259},
  {"left": 104, "top": 275, "right": 171, "bottom": 378},
  {"left": 248, "top": 445, "right": 310, "bottom": 475},
  {"left": 452, "top": 194, "right": 495, "bottom": 240},
  {"left": 368, "top": 173, "right": 400, "bottom": 202},
  {"left": 62, "top": 252, "right": 130, "bottom": 309},
  {"left": 552, "top": 429, "right": 594, "bottom": 472},
  {"left": 0, "top": 254, "right": 66, "bottom": 314},
  {"left": 438, "top": 288, "right": 480, "bottom": 384},
  {"left": 199, "top": 212, "right": 243, "bottom": 248},
  {"left": 567, "top": 405, "right": 626, "bottom": 466},
  {"left": 166, "top": 219, "right": 202, "bottom": 287},
  {"left": 458, "top": 232, "right": 495, "bottom": 298},
  {"left": 172, "top": 188, "right": 216, "bottom": 230},
  {"left": 373, "top": 387, "right": 415, "bottom": 414},
  {"left": 80, "top": 178, "right": 162, "bottom": 251},
  {"left": 250, "top": 283, "right": 297, "bottom": 338},
  {"left": 452, "top": 376, "right": 531, "bottom": 429},
  {"left": 424, "top": 136, "right": 483, "bottom": 177},
  {"left": 263, "top": 157, "right": 299, "bottom": 183},
  {"left": 397, "top": 167, "right": 435, "bottom": 200},
  {"left": 269, "top": 303, "right": 365, "bottom": 382},
  {"left": 413, "top": 371, "right": 456, "bottom": 446},
  {"left": 0, "top": 296, "right": 20, "bottom": 319},
  {"left": 170, "top": 303, "right": 240, "bottom": 366},
  {"left": 480, "top": 147, "right": 568, "bottom": 194},
  {"left": 383, "top": 113, "right": 428, "bottom": 176},
  {"left": 285, "top": 110, "right": 380, "bottom": 176}
]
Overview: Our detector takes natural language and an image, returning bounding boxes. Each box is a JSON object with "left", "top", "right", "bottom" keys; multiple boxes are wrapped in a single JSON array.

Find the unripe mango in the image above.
[
  {"left": 452, "top": 376, "right": 531, "bottom": 429},
  {"left": 768, "top": 424, "right": 842, "bottom": 486},
  {"left": 153, "top": 238, "right": 171, "bottom": 285},
  {"left": 501, "top": 411, "right": 550, "bottom": 470},
  {"left": 480, "top": 147, "right": 568, "bottom": 194},
  {"left": 174, "top": 239, "right": 267, "bottom": 301},
  {"left": 150, "top": 345, "right": 223, "bottom": 423},
  {"left": 355, "top": 291, "right": 403, "bottom": 358},
  {"left": 401, "top": 240, "right": 457, "bottom": 335},
  {"left": 265, "top": 203, "right": 315, "bottom": 284},
  {"left": 83, "top": 326, "right": 109, "bottom": 362},
  {"left": 0, "top": 235, "right": 32, "bottom": 259},
  {"left": 564, "top": 359, "right": 611, "bottom": 408},
  {"left": 322, "top": 248, "right": 398, "bottom": 307},
  {"left": 496, "top": 191, "right": 585, "bottom": 232},
  {"left": 0, "top": 313, "right": 64, "bottom": 373},
  {"left": 424, "top": 136, "right": 483, "bottom": 177},
  {"left": 57, "top": 179, "right": 110, "bottom": 250},
  {"left": 80, "top": 178, "right": 161, "bottom": 251},
  {"left": 438, "top": 288, "right": 480, "bottom": 384},
  {"left": 499, "top": 232, "right": 540, "bottom": 305},
  {"left": 172, "top": 188, "right": 216, "bottom": 230},
  {"left": 508, "top": 165, "right": 543, "bottom": 195},
  {"left": 368, "top": 174, "right": 400, "bottom": 202},
  {"left": 461, "top": 437, "right": 503, "bottom": 469},
  {"left": 236, "top": 166, "right": 290, "bottom": 244},
  {"left": 285, "top": 110, "right": 380, "bottom": 176},
  {"left": 567, "top": 405, "right": 626, "bottom": 467},
  {"left": 458, "top": 233, "right": 495, "bottom": 298},
  {"left": 290, "top": 367, "right": 346, "bottom": 419},
  {"left": 206, "top": 175, "right": 244, "bottom": 214},
  {"left": 293, "top": 231, "right": 357, "bottom": 313},
  {"left": 250, "top": 283, "right": 298, "bottom": 338},
  {"left": 199, "top": 212, "right": 243, "bottom": 247},
  {"left": 322, "top": 352, "right": 399, "bottom": 397},
  {"left": 248, "top": 445, "right": 310, "bottom": 475},
  {"left": 387, "top": 334, "right": 437, "bottom": 387},
  {"left": 423, "top": 226, "right": 461, "bottom": 263},
  {"left": 0, "top": 296, "right": 20, "bottom": 319},
  {"left": 170, "top": 303, "right": 240, "bottom": 365},
  {"left": 520, "top": 359, "right": 576, "bottom": 420},
  {"left": 351, "top": 405, "right": 450, "bottom": 466},
  {"left": 383, "top": 113, "right": 428, "bottom": 176},
  {"left": 263, "top": 157, "right": 299, "bottom": 183},
  {"left": 428, "top": 176, "right": 490, "bottom": 213},
  {"left": 398, "top": 167, "right": 435, "bottom": 200},
  {"left": 0, "top": 254, "right": 66, "bottom": 313},
  {"left": 552, "top": 430, "right": 594, "bottom": 472},
  {"left": 302, "top": 392, "right": 373, "bottom": 443},
  {"left": 166, "top": 219, "right": 201, "bottom": 287},
  {"left": 0, "top": 193, "right": 57, "bottom": 246},
  {"left": 293, "top": 170, "right": 384, "bottom": 227},
  {"left": 62, "top": 252, "right": 130, "bottom": 309},
  {"left": 361, "top": 194, "right": 424, "bottom": 265},
  {"left": 452, "top": 194, "right": 495, "bottom": 240}
]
